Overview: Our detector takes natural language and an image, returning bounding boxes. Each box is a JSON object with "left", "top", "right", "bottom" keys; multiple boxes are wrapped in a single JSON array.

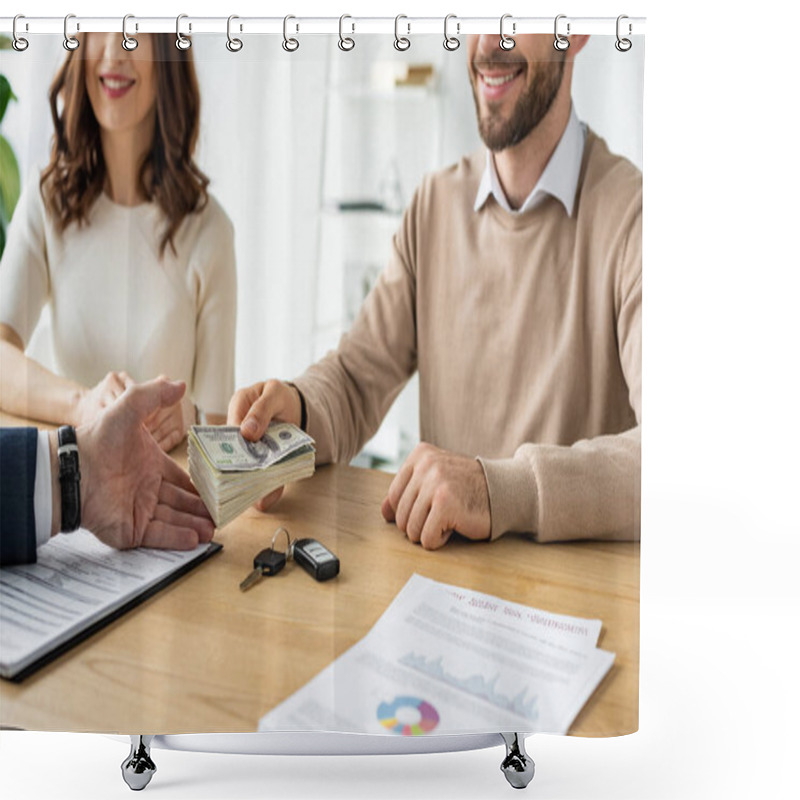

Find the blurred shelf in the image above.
[
  {"left": 328, "top": 85, "right": 439, "bottom": 100},
  {"left": 321, "top": 202, "right": 403, "bottom": 218},
  {"left": 314, "top": 50, "right": 442, "bottom": 469}
]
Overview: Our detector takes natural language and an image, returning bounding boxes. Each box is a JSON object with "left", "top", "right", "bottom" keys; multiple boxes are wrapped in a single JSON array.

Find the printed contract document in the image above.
[
  {"left": 0, "top": 529, "right": 220, "bottom": 680},
  {"left": 259, "top": 574, "right": 615, "bottom": 735}
]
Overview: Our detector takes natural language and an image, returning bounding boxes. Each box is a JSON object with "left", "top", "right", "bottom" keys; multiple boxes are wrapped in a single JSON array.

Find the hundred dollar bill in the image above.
[{"left": 189, "top": 424, "right": 315, "bottom": 472}]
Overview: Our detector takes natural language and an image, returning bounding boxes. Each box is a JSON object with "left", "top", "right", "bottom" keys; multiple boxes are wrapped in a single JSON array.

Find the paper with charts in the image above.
[{"left": 259, "top": 574, "right": 615, "bottom": 736}]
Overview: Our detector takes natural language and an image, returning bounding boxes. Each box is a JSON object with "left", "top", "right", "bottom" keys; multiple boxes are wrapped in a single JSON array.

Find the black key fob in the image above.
[{"left": 291, "top": 538, "right": 340, "bottom": 582}]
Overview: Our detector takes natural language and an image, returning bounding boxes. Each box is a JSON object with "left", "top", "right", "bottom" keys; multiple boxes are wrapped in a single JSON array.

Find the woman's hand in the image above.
[
  {"left": 144, "top": 387, "right": 196, "bottom": 452},
  {"left": 75, "top": 371, "right": 134, "bottom": 426}
]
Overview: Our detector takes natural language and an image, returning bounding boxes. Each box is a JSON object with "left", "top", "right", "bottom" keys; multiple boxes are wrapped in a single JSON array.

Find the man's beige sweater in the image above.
[{"left": 295, "top": 130, "right": 642, "bottom": 542}]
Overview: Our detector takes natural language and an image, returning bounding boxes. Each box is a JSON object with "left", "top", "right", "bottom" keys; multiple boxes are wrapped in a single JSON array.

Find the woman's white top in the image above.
[{"left": 0, "top": 175, "right": 237, "bottom": 417}]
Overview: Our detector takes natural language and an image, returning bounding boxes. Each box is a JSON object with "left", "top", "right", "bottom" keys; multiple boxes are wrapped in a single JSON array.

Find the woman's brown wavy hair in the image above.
[{"left": 40, "top": 34, "right": 209, "bottom": 257}]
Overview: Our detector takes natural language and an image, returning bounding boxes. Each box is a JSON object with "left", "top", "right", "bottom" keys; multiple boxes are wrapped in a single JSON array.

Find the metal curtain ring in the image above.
[
  {"left": 226, "top": 15, "right": 243, "bottom": 52},
  {"left": 615, "top": 14, "right": 632, "bottom": 52},
  {"left": 122, "top": 14, "right": 138, "bottom": 51},
  {"left": 499, "top": 14, "right": 515, "bottom": 51},
  {"left": 394, "top": 15, "right": 410, "bottom": 51},
  {"left": 176, "top": 13, "right": 191, "bottom": 50},
  {"left": 554, "top": 14, "right": 570, "bottom": 51},
  {"left": 12, "top": 14, "right": 29, "bottom": 51},
  {"left": 283, "top": 15, "right": 299, "bottom": 52},
  {"left": 271, "top": 527, "right": 292, "bottom": 557},
  {"left": 443, "top": 14, "right": 460, "bottom": 51},
  {"left": 63, "top": 13, "right": 79, "bottom": 51},
  {"left": 338, "top": 14, "right": 355, "bottom": 51}
]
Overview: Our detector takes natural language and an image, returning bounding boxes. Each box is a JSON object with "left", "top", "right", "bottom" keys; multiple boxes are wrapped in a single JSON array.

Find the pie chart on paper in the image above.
[{"left": 377, "top": 696, "right": 440, "bottom": 735}]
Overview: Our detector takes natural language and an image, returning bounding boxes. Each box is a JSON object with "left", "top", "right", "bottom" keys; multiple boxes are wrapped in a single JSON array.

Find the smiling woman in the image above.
[
  {"left": 85, "top": 35, "right": 159, "bottom": 166},
  {"left": 0, "top": 33, "right": 237, "bottom": 448}
]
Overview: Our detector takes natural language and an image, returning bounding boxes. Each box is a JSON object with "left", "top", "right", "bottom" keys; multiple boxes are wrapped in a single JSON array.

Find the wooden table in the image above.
[{"left": 0, "top": 428, "right": 639, "bottom": 737}]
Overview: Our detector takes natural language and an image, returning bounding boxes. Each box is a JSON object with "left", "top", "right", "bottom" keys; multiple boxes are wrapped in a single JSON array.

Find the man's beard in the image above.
[{"left": 472, "top": 56, "right": 565, "bottom": 152}]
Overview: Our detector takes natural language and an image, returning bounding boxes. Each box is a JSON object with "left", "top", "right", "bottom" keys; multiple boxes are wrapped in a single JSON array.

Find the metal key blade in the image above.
[{"left": 239, "top": 568, "right": 263, "bottom": 592}]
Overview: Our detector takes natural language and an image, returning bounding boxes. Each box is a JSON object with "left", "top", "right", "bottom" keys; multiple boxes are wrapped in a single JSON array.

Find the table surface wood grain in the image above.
[{"left": 0, "top": 417, "right": 639, "bottom": 736}]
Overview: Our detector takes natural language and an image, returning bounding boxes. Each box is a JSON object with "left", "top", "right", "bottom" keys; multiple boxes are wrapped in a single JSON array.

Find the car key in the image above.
[
  {"left": 290, "top": 538, "right": 340, "bottom": 582},
  {"left": 239, "top": 547, "right": 287, "bottom": 592}
]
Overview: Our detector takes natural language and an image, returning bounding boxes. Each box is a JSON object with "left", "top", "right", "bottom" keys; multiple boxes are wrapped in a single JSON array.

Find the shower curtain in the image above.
[{"left": 0, "top": 10, "right": 643, "bottom": 776}]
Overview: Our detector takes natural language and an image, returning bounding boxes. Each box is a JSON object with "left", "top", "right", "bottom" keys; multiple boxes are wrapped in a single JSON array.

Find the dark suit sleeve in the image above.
[{"left": 0, "top": 428, "right": 39, "bottom": 566}]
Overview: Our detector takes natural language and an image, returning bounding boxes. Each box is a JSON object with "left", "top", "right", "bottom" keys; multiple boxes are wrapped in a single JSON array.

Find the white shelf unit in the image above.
[{"left": 312, "top": 36, "right": 453, "bottom": 470}]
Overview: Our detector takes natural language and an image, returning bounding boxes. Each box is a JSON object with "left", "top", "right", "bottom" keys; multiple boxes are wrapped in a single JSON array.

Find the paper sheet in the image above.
[
  {"left": 0, "top": 529, "right": 216, "bottom": 678},
  {"left": 259, "top": 574, "right": 615, "bottom": 735}
]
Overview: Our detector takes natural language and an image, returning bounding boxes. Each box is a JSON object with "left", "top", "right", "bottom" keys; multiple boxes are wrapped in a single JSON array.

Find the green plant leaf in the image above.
[
  {"left": 0, "top": 74, "right": 17, "bottom": 124},
  {"left": 0, "top": 133, "right": 21, "bottom": 222},
  {"left": 0, "top": 215, "right": 6, "bottom": 260},
  {"left": 0, "top": 35, "right": 13, "bottom": 50}
]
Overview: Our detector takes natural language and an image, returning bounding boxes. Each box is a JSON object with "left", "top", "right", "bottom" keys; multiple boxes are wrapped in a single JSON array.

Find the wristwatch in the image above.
[{"left": 57, "top": 425, "right": 81, "bottom": 532}]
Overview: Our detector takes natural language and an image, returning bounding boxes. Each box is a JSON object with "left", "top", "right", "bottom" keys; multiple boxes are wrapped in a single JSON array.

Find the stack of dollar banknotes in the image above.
[{"left": 188, "top": 424, "right": 316, "bottom": 528}]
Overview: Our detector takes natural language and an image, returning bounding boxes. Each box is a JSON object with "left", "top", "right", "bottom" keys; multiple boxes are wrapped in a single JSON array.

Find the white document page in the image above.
[
  {"left": 377, "top": 574, "right": 604, "bottom": 650},
  {"left": 259, "top": 574, "right": 614, "bottom": 736},
  {"left": 0, "top": 529, "right": 216, "bottom": 679}
]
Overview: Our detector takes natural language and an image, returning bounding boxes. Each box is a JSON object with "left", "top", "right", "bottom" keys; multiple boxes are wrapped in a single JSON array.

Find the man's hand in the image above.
[
  {"left": 74, "top": 371, "right": 134, "bottom": 426},
  {"left": 75, "top": 379, "right": 215, "bottom": 550},
  {"left": 227, "top": 379, "right": 303, "bottom": 512},
  {"left": 381, "top": 443, "right": 491, "bottom": 550},
  {"left": 144, "top": 386, "right": 196, "bottom": 452}
]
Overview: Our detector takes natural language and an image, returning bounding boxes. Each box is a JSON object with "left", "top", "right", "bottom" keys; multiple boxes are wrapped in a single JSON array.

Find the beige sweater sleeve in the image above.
[
  {"left": 479, "top": 210, "right": 642, "bottom": 543},
  {"left": 292, "top": 193, "right": 420, "bottom": 464}
]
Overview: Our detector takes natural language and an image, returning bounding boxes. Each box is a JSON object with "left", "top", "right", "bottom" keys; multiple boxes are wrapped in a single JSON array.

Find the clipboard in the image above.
[{"left": 0, "top": 534, "right": 222, "bottom": 682}]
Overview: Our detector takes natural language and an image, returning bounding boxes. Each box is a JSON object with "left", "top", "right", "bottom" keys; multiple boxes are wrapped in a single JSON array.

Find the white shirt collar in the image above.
[{"left": 474, "top": 106, "right": 586, "bottom": 217}]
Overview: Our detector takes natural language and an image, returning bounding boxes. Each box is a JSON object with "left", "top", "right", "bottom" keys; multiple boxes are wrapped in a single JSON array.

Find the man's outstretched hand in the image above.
[
  {"left": 226, "top": 379, "right": 304, "bottom": 512},
  {"left": 65, "top": 378, "right": 215, "bottom": 551},
  {"left": 381, "top": 443, "right": 492, "bottom": 550}
]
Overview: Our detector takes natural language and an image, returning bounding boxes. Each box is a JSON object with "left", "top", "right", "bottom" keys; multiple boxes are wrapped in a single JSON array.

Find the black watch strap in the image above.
[
  {"left": 287, "top": 382, "right": 308, "bottom": 432},
  {"left": 57, "top": 425, "right": 81, "bottom": 532}
]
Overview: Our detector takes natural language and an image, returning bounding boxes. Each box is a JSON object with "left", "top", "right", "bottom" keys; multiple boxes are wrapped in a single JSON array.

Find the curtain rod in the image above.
[{"left": 1, "top": 16, "right": 646, "bottom": 38}]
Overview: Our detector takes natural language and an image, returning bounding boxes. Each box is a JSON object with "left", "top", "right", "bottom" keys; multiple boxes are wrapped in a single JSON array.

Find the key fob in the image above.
[{"left": 291, "top": 538, "right": 340, "bottom": 582}]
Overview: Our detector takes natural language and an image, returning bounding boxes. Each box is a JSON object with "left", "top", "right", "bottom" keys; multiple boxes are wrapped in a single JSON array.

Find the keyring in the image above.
[
  {"left": 615, "top": 15, "right": 632, "bottom": 52},
  {"left": 271, "top": 526, "right": 292, "bottom": 557},
  {"left": 394, "top": 14, "right": 410, "bottom": 52},
  {"left": 122, "top": 14, "right": 138, "bottom": 51},
  {"left": 63, "top": 13, "right": 79, "bottom": 51},
  {"left": 554, "top": 14, "right": 570, "bottom": 51},
  {"left": 226, "top": 14, "right": 243, "bottom": 52},
  {"left": 283, "top": 15, "right": 299, "bottom": 52},
  {"left": 443, "top": 14, "right": 460, "bottom": 51},
  {"left": 12, "top": 14, "right": 29, "bottom": 51},
  {"left": 499, "top": 14, "right": 515, "bottom": 51},
  {"left": 338, "top": 14, "right": 355, "bottom": 51},
  {"left": 176, "top": 13, "right": 191, "bottom": 50}
]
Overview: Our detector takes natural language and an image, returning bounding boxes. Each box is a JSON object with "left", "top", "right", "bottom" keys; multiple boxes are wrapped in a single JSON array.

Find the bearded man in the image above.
[{"left": 228, "top": 34, "right": 643, "bottom": 550}]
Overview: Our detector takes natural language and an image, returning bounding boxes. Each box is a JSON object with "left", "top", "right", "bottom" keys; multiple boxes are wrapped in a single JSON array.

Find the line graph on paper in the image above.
[{"left": 398, "top": 652, "right": 539, "bottom": 724}]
